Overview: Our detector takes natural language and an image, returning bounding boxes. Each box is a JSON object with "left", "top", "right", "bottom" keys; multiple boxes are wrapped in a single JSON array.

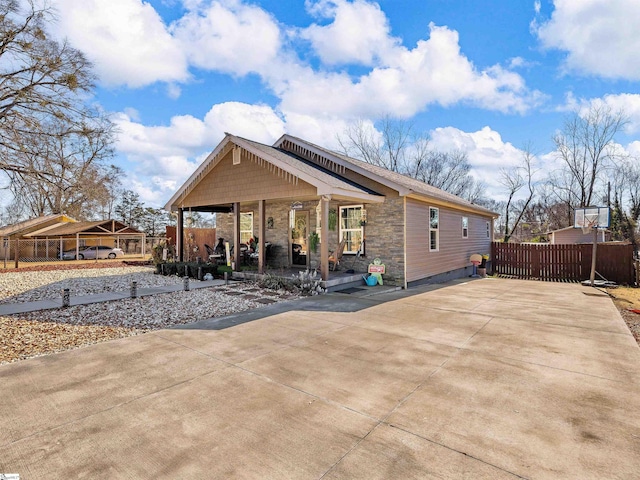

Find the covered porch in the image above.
[{"left": 165, "top": 134, "right": 383, "bottom": 281}]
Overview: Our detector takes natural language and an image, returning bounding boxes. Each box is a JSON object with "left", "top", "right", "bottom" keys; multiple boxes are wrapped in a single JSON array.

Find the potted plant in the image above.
[
  {"left": 309, "top": 231, "right": 319, "bottom": 253},
  {"left": 478, "top": 254, "right": 489, "bottom": 277}
]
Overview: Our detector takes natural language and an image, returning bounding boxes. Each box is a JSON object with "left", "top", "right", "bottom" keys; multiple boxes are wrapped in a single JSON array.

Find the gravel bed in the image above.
[
  {"left": 0, "top": 266, "right": 182, "bottom": 304},
  {"left": 0, "top": 269, "right": 300, "bottom": 364}
]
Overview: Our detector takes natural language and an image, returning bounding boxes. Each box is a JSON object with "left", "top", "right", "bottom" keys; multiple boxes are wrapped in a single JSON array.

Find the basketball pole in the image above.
[{"left": 589, "top": 227, "right": 598, "bottom": 286}]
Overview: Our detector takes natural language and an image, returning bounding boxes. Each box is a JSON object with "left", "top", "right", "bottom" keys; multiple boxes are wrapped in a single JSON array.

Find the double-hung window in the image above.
[
  {"left": 240, "top": 212, "right": 253, "bottom": 244},
  {"left": 339, "top": 205, "right": 364, "bottom": 254},
  {"left": 486, "top": 221, "right": 491, "bottom": 239},
  {"left": 462, "top": 216, "right": 469, "bottom": 238},
  {"left": 429, "top": 207, "right": 439, "bottom": 252}
]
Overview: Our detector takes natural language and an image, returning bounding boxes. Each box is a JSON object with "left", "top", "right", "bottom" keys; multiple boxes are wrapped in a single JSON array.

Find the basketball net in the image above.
[{"left": 581, "top": 214, "right": 598, "bottom": 235}]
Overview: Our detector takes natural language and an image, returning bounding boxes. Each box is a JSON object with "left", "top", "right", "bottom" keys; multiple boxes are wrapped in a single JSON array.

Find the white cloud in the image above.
[
  {"left": 535, "top": 0, "right": 640, "bottom": 80},
  {"left": 171, "top": 1, "right": 282, "bottom": 76},
  {"left": 112, "top": 102, "right": 286, "bottom": 206},
  {"left": 429, "top": 126, "right": 528, "bottom": 199},
  {"left": 558, "top": 93, "right": 640, "bottom": 134},
  {"left": 52, "top": 0, "right": 189, "bottom": 88},
  {"left": 52, "top": 0, "right": 541, "bottom": 116},
  {"left": 627, "top": 141, "right": 640, "bottom": 158},
  {"left": 301, "top": 0, "right": 399, "bottom": 65},
  {"left": 276, "top": 24, "right": 544, "bottom": 119},
  {"left": 203, "top": 102, "right": 286, "bottom": 143}
]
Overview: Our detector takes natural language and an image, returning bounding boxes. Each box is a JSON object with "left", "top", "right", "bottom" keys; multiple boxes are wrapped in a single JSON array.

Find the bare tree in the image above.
[
  {"left": 499, "top": 148, "right": 536, "bottom": 243},
  {"left": 337, "top": 117, "right": 485, "bottom": 203},
  {"left": 5, "top": 114, "right": 116, "bottom": 219},
  {"left": 0, "top": 0, "right": 117, "bottom": 221},
  {"left": 337, "top": 117, "right": 415, "bottom": 172},
  {"left": 552, "top": 105, "right": 627, "bottom": 208}
]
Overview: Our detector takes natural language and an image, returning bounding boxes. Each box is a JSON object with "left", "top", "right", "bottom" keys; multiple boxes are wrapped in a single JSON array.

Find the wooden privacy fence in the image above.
[{"left": 491, "top": 242, "right": 636, "bottom": 285}]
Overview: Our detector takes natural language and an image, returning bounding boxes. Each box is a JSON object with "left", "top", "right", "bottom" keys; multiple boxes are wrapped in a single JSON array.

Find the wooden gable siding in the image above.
[
  {"left": 406, "top": 198, "right": 492, "bottom": 282},
  {"left": 278, "top": 141, "right": 397, "bottom": 197},
  {"left": 181, "top": 149, "right": 317, "bottom": 207}
]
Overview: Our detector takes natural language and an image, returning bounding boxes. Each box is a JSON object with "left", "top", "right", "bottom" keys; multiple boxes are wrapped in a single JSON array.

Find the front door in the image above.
[{"left": 290, "top": 210, "right": 309, "bottom": 267}]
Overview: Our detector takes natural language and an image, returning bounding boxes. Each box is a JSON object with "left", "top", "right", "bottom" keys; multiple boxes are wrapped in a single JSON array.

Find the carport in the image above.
[{"left": 25, "top": 219, "right": 146, "bottom": 260}]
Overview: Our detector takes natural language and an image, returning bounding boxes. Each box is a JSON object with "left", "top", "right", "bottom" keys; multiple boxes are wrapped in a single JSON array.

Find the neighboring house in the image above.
[
  {"left": 547, "top": 226, "right": 608, "bottom": 244},
  {"left": 0, "top": 214, "right": 77, "bottom": 240},
  {"left": 0, "top": 216, "right": 145, "bottom": 261},
  {"left": 165, "top": 133, "right": 497, "bottom": 288}
]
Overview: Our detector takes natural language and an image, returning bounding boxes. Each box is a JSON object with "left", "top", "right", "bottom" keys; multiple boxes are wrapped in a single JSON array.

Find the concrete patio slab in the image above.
[
  {"left": 387, "top": 349, "right": 640, "bottom": 480},
  {"left": 358, "top": 302, "right": 492, "bottom": 348},
  {"left": 1, "top": 366, "right": 377, "bottom": 479},
  {"left": 0, "top": 333, "right": 226, "bottom": 445},
  {"left": 1, "top": 278, "right": 640, "bottom": 479},
  {"left": 156, "top": 313, "right": 334, "bottom": 364},
  {"left": 465, "top": 315, "right": 640, "bottom": 383},
  {"left": 240, "top": 324, "right": 457, "bottom": 419},
  {"left": 324, "top": 423, "right": 521, "bottom": 480}
]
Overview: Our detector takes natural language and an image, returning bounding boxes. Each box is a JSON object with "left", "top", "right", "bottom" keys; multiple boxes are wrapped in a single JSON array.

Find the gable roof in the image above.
[
  {"left": 164, "top": 134, "right": 384, "bottom": 210},
  {"left": 274, "top": 134, "right": 497, "bottom": 217},
  {"left": 25, "top": 220, "right": 142, "bottom": 237},
  {"left": 0, "top": 214, "right": 76, "bottom": 237}
]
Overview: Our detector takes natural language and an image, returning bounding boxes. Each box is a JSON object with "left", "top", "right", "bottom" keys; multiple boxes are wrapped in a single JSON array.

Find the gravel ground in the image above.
[
  {"left": 0, "top": 266, "right": 181, "bottom": 303},
  {"left": 0, "top": 266, "right": 299, "bottom": 364}
]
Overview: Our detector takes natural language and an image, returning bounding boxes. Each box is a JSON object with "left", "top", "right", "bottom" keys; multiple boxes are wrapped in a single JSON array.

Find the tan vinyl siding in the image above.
[
  {"left": 406, "top": 198, "right": 492, "bottom": 282},
  {"left": 550, "top": 228, "right": 605, "bottom": 244},
  {"left": 181, "top": 149, "right": 316, "bottom": 207}
]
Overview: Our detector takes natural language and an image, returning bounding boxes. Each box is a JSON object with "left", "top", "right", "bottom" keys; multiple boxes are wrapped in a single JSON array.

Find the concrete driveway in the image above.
[{"left": 1, "top": 278, "right": 640, "bottom": 479}]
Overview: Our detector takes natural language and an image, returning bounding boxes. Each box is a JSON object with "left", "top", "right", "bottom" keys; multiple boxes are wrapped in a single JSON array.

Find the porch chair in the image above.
[{"left": 328, "top": 239, "right": 347, "bottom": 271}]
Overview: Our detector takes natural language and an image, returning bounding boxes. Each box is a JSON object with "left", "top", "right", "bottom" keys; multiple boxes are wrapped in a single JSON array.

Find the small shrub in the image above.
[
  {"left": 258, "top": 273, "right": 290, "bottom": 291},
  {"left": 291, "top": 269, "right": 325, "bottom": 296}
]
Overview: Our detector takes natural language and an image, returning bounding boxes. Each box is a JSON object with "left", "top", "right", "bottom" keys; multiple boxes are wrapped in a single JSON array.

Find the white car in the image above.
[{"left": 61, "top": 246, "right": 125, "bottom": 260}]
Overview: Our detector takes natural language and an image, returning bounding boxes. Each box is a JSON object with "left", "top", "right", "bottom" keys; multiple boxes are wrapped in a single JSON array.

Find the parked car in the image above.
[{"left": 60, "top": 246, "right": 124, "bottom": 260}]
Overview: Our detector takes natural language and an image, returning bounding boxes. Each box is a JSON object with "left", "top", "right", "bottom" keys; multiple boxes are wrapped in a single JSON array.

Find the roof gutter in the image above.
[{"left": 406, "top": 193, "right": 499, "bottom": 218}]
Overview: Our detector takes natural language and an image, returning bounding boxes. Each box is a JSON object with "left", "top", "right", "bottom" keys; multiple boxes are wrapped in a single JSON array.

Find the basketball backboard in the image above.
[{"left": 574, "top": 207, "right": 610, "bottom": 229}]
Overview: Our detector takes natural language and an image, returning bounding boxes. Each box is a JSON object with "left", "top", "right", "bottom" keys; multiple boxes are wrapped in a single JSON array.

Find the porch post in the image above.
[
  {"left": 177, "top": 208, "right": 184, "bottom": 262},
  {"left": 320, "top": 195, "right": 330, "bottom": 281},
  {"left": 233, "top": 202, "right": 241, "bottom": 271},
  {"left": 258, "top": 200, "right": 266, "bottom": 274}
]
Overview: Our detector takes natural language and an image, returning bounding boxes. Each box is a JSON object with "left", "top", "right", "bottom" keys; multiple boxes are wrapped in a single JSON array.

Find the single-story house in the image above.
[
  {"left": 547, "top": 226, "right": 609, "bottom": 244},
  {"left": 164, "top": 133, "right": 498, "bottom": 288}
]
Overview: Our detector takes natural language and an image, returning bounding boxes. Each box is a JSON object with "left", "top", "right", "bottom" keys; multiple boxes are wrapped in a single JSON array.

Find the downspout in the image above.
[{"left": 403, "top": 196, "right": 408, "bottom": 289}]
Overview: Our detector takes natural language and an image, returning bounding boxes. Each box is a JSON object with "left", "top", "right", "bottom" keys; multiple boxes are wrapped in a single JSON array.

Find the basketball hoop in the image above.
[
  {"left": 581, "top": 214, "right": 599, "bottom": 235},
  {"left": 573, "top": 206, "right": 610, "bottom": 287}
]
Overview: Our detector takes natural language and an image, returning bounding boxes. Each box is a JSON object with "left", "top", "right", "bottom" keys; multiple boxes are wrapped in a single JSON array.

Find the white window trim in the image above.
[
  {"left": 429, "top": 207, "right": 439, "bottom": 252},
  {"left": 486, "top": 221, "right": 491, "bottom": 239},
  {"left": 339, "top": 204, "right": 364, "bottom": 254},
  {"left": 240, "top": 212, "right": 253, "bottom": 244},
  {"left": 462, "top": 216, "right": 469, "bottom": 239}
]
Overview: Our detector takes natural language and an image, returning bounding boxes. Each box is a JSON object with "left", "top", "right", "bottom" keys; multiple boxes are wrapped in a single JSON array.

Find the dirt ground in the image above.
[{"left": 609, "top": 286, "right": 640, "bottom": 345}]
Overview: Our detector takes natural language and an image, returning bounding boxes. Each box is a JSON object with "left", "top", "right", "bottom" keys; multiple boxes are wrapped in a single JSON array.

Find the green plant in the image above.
[
  {"left": 291, "top": 269, "right": 325, "bottom": 296},
  {"left": 258, "top": 273, "right": 290, "bottom": 291},
  {"left": 309, "top": 231, "right": 320, "bottom": 253},
  {"left": 328, "top": 208, "right": 337, "bottom": 231},
  {"left": 151, "top": 240, "right": 175, "bottom": 265}
]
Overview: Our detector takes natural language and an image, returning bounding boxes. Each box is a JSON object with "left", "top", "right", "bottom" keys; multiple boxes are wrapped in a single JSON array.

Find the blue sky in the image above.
[{"left": 48, "top": 0, "right": 640, "bottom": 206}]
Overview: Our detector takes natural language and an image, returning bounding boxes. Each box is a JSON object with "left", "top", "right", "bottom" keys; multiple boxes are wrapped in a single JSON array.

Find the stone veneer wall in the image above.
[{"left": 216, "top": 195, "right": 406, "bottom": 286}]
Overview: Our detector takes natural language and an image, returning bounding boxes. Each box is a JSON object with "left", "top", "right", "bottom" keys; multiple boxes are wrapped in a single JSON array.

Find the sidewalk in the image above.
[{"left": 0, "top": 279, "right": 227, "bottom": 315}]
